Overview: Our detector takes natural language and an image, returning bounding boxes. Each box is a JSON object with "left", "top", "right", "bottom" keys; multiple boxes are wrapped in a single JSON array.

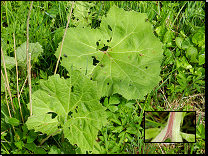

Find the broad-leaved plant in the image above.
[{"left": 26, "top": 6, "right": 163, "bottom": 153}]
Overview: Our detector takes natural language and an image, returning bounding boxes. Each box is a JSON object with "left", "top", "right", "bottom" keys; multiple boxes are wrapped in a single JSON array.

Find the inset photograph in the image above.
[{"left": 144, "top": 111, "right": 196, "bottom": 143}]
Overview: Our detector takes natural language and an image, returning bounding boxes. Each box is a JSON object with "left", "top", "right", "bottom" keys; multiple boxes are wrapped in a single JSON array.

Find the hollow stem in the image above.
[{"left": 151, "top": 112, "right": 183, "bottom": 142}]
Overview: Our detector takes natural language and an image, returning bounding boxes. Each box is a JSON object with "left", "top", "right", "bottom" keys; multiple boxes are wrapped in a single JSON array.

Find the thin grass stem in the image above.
[
  {"left": 18, "top": 77, "right": 28, "bottom": 99},
  {"left": 1, "top": 70, "right": 12, "bottom": 118},
  {"left": 1, "top": 142, "right": 10, "bottom": 154},
  {"left": 54, "top": 1, "right": 74, "bottom": 75},
  {"left": 38, "top": 129, "right": 62, "bottom": 146},
  {"left": 1, "top": 48, "right": 15, "bottom": 112},
  {"left": 29, "top": 53, "right": 32, "bottom": 116},
  {"left": 170, "top": 2, "right": 187, "bottom": 30},
  {"left": 13, "top": 33, "right": 24, "bottom": 123},
  {"left": 27, "top": 1, "right": 33, "bottom": 116},
  {"left": 1, "top": 70, "right": 16, "bottom": 132}
]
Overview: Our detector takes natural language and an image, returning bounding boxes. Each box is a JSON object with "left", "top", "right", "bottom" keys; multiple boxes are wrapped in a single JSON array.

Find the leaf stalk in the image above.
[
  {"left": 26, "top": 1, "right": 33, "bottom": 116},
  {"left": 151, "top": 112, "right": 183, "bottom": 142},
  {"left": 1, "top": 48, "right": 15, "bottom": 112},
  {"left": 54, "top": 1, "right": 74, "bottom": 75},
  {"left": 13, "top": 33, "right": 24, "bottom": 123}
]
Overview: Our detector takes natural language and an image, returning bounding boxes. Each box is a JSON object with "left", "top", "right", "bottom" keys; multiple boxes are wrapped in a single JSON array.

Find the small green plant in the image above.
[{"left": 96, "top": 95, "right": 143, "bottom": 153}]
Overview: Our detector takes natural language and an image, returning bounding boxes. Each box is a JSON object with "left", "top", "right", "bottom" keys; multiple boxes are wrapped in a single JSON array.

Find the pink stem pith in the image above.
[{"left": 162, "top": 112, "right": 176, "bottom": 142}]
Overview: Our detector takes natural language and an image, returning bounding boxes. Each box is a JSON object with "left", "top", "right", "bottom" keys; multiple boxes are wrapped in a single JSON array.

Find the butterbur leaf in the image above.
[
  {"left": 26, "top": 70, "right": 107, "bottom": 152},
  {"left": 55, "top": 6, "right": 163, "bottom": 100},
  {"left": 16, "top": 42, "right": 43, "bottom": 66},
  {"left": 1, "top": 42, "right": 43, "bottom": 71}
]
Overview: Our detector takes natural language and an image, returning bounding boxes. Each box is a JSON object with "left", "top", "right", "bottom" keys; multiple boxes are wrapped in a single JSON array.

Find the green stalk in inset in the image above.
[{"left": 151, "top": 112, "right": 183, "bottom": 142}]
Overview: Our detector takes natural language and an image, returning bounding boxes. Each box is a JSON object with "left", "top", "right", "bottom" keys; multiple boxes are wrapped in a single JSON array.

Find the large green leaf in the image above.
[
  {"left": 26, "top": 70, "right": 107, "bottom": 151},
  {"left": 55, "top": 6, "right": 163, "bottom": 100}
]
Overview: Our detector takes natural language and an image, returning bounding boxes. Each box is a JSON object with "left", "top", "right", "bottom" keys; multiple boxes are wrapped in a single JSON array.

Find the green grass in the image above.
[{"left": 1, "top": 1, "right": 205, "bottom": 154}]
